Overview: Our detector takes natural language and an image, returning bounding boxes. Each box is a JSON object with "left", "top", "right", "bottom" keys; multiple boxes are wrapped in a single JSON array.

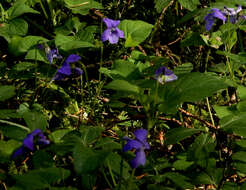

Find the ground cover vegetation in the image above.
[{"left": 1, "top": 0, "right": 246, "bottom": 189}]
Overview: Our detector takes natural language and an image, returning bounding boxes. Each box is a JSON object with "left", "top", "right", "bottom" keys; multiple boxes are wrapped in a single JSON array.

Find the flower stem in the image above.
[
  {"left": 206, "top": 97, "right": 215, "bottom": 127},
  {"left": 107, "top": 160, "right": 117, "bottom": 187},
  {"left": 101, "top": 169, "right": 113, "bottom": 189},
  {"left": 39, "top": 0, "right": 49, "bottom": 20},
  {"left": 131, "top": 168, "right": 136, "bottom": 178},
  {"left": 0, "top": 119, "right": 30, "bottom": 132}
]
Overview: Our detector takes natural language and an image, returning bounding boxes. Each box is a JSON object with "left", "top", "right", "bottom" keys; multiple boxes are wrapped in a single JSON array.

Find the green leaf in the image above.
[
  {"left": 80, "top": 126, "right": 104, "bottom": 145},
  {"left": 0, "top": 109, "right": 20, "bottom": 119},
  {"left": 216, "top": 51, "right": 246, "bottom": 64},
  {"left": 8, "top": 18, "right": 28, "bottom": 36},
  {"left": 12, "top": 62, "right": 35, "bottom": 72},
  {"left": 188, "top": 134, "right": 216, "bottom": 168},
  {"left": 105, "top": 152, "right": 131, "bottom": 179},
  {"left": 33, "top": 150, "right": 54, "bottom": 169},
  {"left": 154, "top": 0, "right": 172, "bottom": 13},
  {"left": 25, "top": 48, "right": 48, "bottom": 62},
  {"left": 214, "top": 105, "right": 237, "bottom": 119},
  {"left": 237, "top": 85, "right": 246, "bottom": 101},
  {"left": 201, "top": 30, "right": 223, "bottom": 49},
  {"left": 178, "top": 0, "right": 200, "bottom": 11},
  {"left": 0, "top": 24, "right": 11, "bottom": 42},
  {"left": 55, "top": 34, "right": 94, "bottom": 51},
  {"left": 147, "top": 184, "right": 175, "bottom": 190},
  {"left": 181, "top": 31, "right": 205, "bottom": 47},
  {"left": 95, "top": 137, "right": 121, "bottom": 150},
  {"left": 50, "top": 129, "right": 72, "bottom": 143},
  {"left": 100, "top": 60, "right": 141, "bottom": 80},
  {"left": 173, "top": 63, "right": 193, "bottom": 74},
  {"left": 55, "top": 17, "right": 85, "bottom": 35},
  {"left": 233, "top": 162, "right": 246, "bottom": 173},
  {"left": 222, "top": 182, "right": 239, "bottom": 190},
  {"left": 13, "top": 168, "right": 70, "bottom": 190},
  {"left": 105, "top": 80, "right": 140, "bottom": 94},
  {"left": 241, "top": 182, "right": 246, "bottom": 189},
  {"left": 163, "top": 172, "right": 193, "bottom": 189},
  {"left": 194, "top": 172, "right": 216, "bottom": 185},
  {"left": 76, "top": 25, "right": 98, "bottom": 43},
  {"left": 220, "top": 23, "right": 238, "bottom": 50},
  {"left": 23, "top": 111, "right": 47, "bottom": 131},
  {"left": 73, "top": 145, "right": 109, "bottom": 174},
  {"left": 8, "top": 35, "right": 48, "bottom": 56},
  {"left": 7, "top": 1, "right": 39, "bottom": 20},
  {"left": 0, "top": 125, "right": 28, "bottom": 141},
  {"left": 236, "top": 139, "right": 246, "bottom": 148},
  {"left": 0, "top": 85, "right": 15, "bottom": 101},
  {"left": 159, "top": 72, "right": 229, "bottom": 113},
  {"left": 220, "top": 113, "right": 246, "bottom": 137},
  {"left": 81, "top": 174, "right": 97, "bottom": 190},
  {"left": 232, "top": 151, "right": 246, "bottom": 162},
  {"left": 237, "top": 101, "right": 246, "bottom": 112},
  {"left": 0, "top": 140, "right": 21, "bottom": 163},
  {"left": 165, "top": 128, "right": 203, "bottom": 145},
  {"left": 173, "top": 159, "right": 194, "bottom": 170},
  {"left": 64, "top": 0, "right": 102, "bottom": 15},
  {"left": 119, "top": 20, "right": 153, "bottom": 47}
]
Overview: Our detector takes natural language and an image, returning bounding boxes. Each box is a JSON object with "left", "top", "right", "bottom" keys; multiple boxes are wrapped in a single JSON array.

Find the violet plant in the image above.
[
  {"left": 204, "top": 5, "right": 245, "bottom": 31},
  {"left": 101, "top": 18, "right": 124, "bottom": 44},
  {"left": 2, "top": 0, "right": 246, "bottom": 189},
  {"left": 123, "top": 129, "right": 150, "bottom": 168},
  {"left": 12, "top": 129, "right": 50, "bottom": 159},
  {"left": 155, "top": 66, "right": 178, "bottom": 84},
  {"left": 52, "top": 54, "right": 82, "bottom": 81}
]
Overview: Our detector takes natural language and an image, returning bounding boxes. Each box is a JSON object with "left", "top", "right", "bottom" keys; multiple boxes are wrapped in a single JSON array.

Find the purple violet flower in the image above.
[
  {"left": 12, "top": 129, "right": 50, "bottom": 159},
  {"left": 46, "top": 48, "right": 62, "bottom": 64},
  {"left": 204, "top": 8, "right": 226, "bottom": 31},
  {"left": 204, "top": 6, "right": 245, "bottom": 31},
  {"left": 101, "top": 18, "right": 124, "bottom": 44},
  {"left": 52, "top": 54, "right": 82, "bottom": 81},
  {"left": 123, "top": 129, "right": 150, "bottom": 168},
  {"left": 224, "top": 6, "right": 243, "bottom": 23},
  {"left": 155, "top": 66, "right": 178, "bottom": 84}
]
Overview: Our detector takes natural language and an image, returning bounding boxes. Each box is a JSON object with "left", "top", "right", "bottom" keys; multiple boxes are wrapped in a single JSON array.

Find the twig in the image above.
[
  {"left": 157, "top": 0, "right": 174, "bottom": 28},
  {"left": 90, "top": 8, "right": 104, "bottom": 18},
  {"left": 158, "top": 116, "right": 189, "bottom": 128},
  {"left": 167, "top": 29, "right": 188, "bottom": 45},
  {"left": 69, "top": 2, "right": 89, "bottom": 8},
  {"left": 137, "top": 45, "right": 147, "bottom": 56},
  {"left": 178, "top": 108, "right": 218, "bottom": 129}
]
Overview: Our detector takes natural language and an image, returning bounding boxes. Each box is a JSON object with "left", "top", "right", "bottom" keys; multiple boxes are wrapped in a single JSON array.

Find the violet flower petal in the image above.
[
  {"left": 130, "top": 148, "right": 146, "bottom": 168},
  {"left": 11, "top": 146, "right": 28, "bottom": 159},
  {"left": 115, "top": 28, "right": 125, "bottom": 38},
  {"left": 57, "top": 62, "right": 71, "bottom": 76},
  {"left": 23, "top": 133, "right": 36, "bottom": 150},
  {"left": 52, "top": 73, "right": 66, "bottom": 81},
  {"left": 46, "top": 48, "right": 62, "bottom": 64},
  {"left": 134, "top": 129, "right": 148, "bottom": 143},
  {"left": 211, "top": 8, "right": 226, "bottom": 21},
  {"left": 72, "top": 67, "right": 83, "bottom": 76},
  {"left": 123, "top": 139, "right": 143, "bottom": 152},
  {"left": 155, "top": 66, "right": 177, "bottom": 84},
  {"left": 65, "top": 54, "right": 81, "bottom": 64},
  {"left": 204, "top": 8, "right": 226, "bottom": 31},
  {"left": 101, "top": 29, "right": 111, "bottom": 42},
  {"left": 204, "top": 14, "right": 216, "bottom": 31},
  {"left": 108, "top": 31, "right": 120, "bottom": 44},
  {"left": 103, "top": 18, "right": 120, "bottom": 28}
]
